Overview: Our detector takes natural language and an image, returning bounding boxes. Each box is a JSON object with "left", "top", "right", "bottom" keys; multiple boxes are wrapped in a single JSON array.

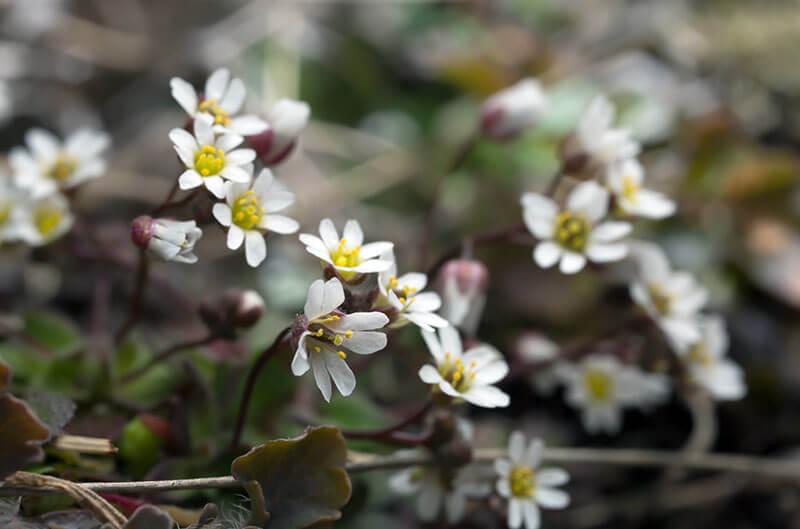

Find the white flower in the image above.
[
  {"left": 436, "top": 258, "right": 489, "bottom": 335},
  {"left": 141, "top": 218, "right": 202, "bottom": 264},
  {"left": 252, "top": 99, "right": 311, "bottom": 165},
  {"left": 170, "top": 68, "right": 267, "bottom": 136},
  {"left": 170, "top": 116, "right": 256, "bottom": 199},
  {"left": 575, "top": 95, "right": 640, "bottom": 169},
  {"left": 495, "top": 432, "right": 570, "bottom": 529},
  {"left": 522, "top": 181, "right": 632, "bottom": 274},
  {"left": 480, "top": 78, "right": 547, "bottom": 140},
  {"left": 681, "top": 315, "right": 746, "bottom": 401},
  {"left": 418, "top": 326, "right": 510, "bottom": 408},
  {"left": 212, "top": 169, "right": 299, "bottom": 267},
  {"left": 629, "top": 242, "right": 707, "bottom": 349},
  {"left": 299, "top": 219, "right": 393, "bottom": 280},
  {"left": 606, "top": 159, "right": 675, "bottom": 219},
  {"left": 390, "top": 457, "right": 491, "bottom": 524},
  {"left": 15, "top": 192, "right": 73, "bottom": 247},
  {"left": 10, "top": 128, "right": 110, "bottom": 198},
  {"left": 378, "top": 251, "right": 448, "bottom": 331},
  {"left": 0, "top": 176, "right": 28, "bottom": 244},
  {"left": 291, "top": 278, "right": 389, "bottom": 402},
  {"left": 556, "top": 354, "right": 669, "bottom": 434}
]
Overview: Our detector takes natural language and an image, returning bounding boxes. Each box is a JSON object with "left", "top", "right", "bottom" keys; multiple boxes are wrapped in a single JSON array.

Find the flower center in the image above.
[
  {"left": 688, "top": 343, "right": 713, "bottom": 367},
  {"left": 307, "top": 314, "right": 355, "bottom": 360},
  {"left": 47, "top": 155, "right": 77, "bottom": 182},
  {"left": 622, "top": 175, "right": 639, "bottom": 202},
  {"left": 509, "top": 466, "right": 535, "bottom": 498},
  {"left": 386, "top": 275, "right": 418, "bottom": 306},
  {"left": 0, "top": 201, "right": 10, "bottom": 226},
  {"left": 331, "top": 239, "right": 361, "bottom": 269},
  {"left": 583, "top": 369, "right": 613, "bottom": 402},
  {"left": 647, "top": 284, "right": 672, "bottom": 315},
  {"left": 438, "top": 352, "right": 477, "bottom": 393},
  {"left": 194, "top": 145, "right": 225, "bottom": 177},
  {"left": 554, "top": 211, "right": 590, "bottom": 252},
  {"left": 34, "top": 206, "right": 62, "bottom": 237},
  {"left": 232, "top": 190, "right": 264, "bottom": 230},
  {"left": 198, "top": 98, "right": 230, "bottom": 126}
]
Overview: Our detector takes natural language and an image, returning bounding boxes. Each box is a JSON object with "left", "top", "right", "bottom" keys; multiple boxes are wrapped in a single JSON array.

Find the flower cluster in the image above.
[{"left": 0, "top": 128, "right": 110, "bottom": 248}]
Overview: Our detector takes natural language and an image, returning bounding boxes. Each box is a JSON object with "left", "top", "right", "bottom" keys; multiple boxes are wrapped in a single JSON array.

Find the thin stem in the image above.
[
  {"left": 544, "top": 167, "right": 565, "bottom": 197},
  {"left": 6, "top": 446, "right": 800, "bottom": 497},
  {"left": 419, "top": 133, "right": 480, "bottom": 270},
  {"left": 118, "top": 333, "right": 218, "bottom": 384},
  {"left": 341, "top": 400, "right": 433, "bottom": 441},
  {"left": 230, "top": 327, "right": 292, "bottom": 449},
  {"left": 113, "top": 248, "right": 150, "bottom": 346},
  {"left": 151, "top": 188, "right": 201, "bottom": 217}
]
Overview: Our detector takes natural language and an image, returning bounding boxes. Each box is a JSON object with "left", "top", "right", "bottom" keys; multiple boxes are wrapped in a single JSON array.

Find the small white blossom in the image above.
[
  {"left": 522, "top": 181, "right": 632, "bottom": 274},
  {"left": 575, "top": 95, "right": 640, "bottom": 170},
  {"left": 436, "top": 258, "right": 489, "bottom": 336},
  {"left": 170, "top": 116, "right": 256, "bottom": 199},
  {"left": 10, "top": 128, "right": 110, "bottom": 198},
  {"left": 291, "top": 278, "right": 389, "bottom": 402},
  {"left": 378, "top": 250, "right": 448, "bottom": 331},
  {"left": 390, "top": 457, "right": 490, "bottom": 523},
  {"left": 299, "top": 219, "right": 393, "bottom": 280},
  {"left": 141, "top": 218, "right": 202, "bottom": 264},
  {"left": 681, "top": 315, "right": 746, "bottom": 401},
  {"left": 556, "top": 354, "right": 669, "bottom": 434},
  {"left": 495, "top": 432, "right": 569, "bottom": 529},
  {"left": 0, "top": 175, "right": 27, "bottom": 244},
  {"left": 418, "top": 326, "right": 510, "bottom": 408},
  {"left": 170, "top": 68, "right": 267, "bottom": 136},
  {"left": 629, "top": 242, "right": 707, "bottom": 349},
  {"left": 253, "top": 99, "right": 311, "bottom": 165},
  {"left": 480, "top": 78, "right": 547, "bottom": 140},
  {"left": 15, "top": 192, "right": 73, "bottom": 247},
  {"left": 606, "top": 159, "right": 675, "bottom": 219},
  {"left": 212, "top": 169, "right": 299, "bottom": 267}
]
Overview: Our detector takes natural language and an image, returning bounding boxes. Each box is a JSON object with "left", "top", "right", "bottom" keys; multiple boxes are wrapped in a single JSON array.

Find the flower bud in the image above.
[
  {"left": 480, "top": 78, "right": 546, "bottom": 141},
  {"left": 230, "top": 289, "right": 265, "bottom": 329},
  {"left": 132, "top": 216, "right": 202, "bottom": 264},
  {"left": 436, "top": 258, "right": 489, "bottom": 336},
  {"left": 247, "top": 99, "right": 310, "bottom": 166}
]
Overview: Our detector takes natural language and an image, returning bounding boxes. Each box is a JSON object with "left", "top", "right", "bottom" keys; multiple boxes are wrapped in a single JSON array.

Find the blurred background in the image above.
[{"left": 2, "top": 0, "right": 800, "bottom": 528}]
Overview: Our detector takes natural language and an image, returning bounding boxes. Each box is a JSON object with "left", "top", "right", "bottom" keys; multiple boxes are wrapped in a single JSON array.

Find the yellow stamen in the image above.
[
  {"left": 231, "top": 190, "right": 265, "bottom": 230},
  {"left": 46, "top": 155, "right": 77, "bottom": 182},
  {"left": 509, "top": 466, "right": 536, "bottom": 498},
  {"left": 198, "top": 98, "right": 231, "bottom": 126},
  {"left": 193, "top": 144, "right": 225, "bottom": 177},
  {"left": 584, "top": 369, "right": 613, "bottom": 402},
  {"left": 34, "top": 207, "right": 62, "bottom": 237},
  {"left": 554, "top": 211, "right": 590, "bottom": 252},
  {"left": 337, "top": 351, "right": 347, "bottom": 360}
]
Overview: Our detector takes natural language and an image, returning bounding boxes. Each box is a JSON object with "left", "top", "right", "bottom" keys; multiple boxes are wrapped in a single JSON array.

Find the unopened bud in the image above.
[
  {"left": 248, "top": 99, "right": 310, "bottom": 166},
  {"left": 436, "top": 258, "right": 489, "bottom": 336},
  {"left": 132, "top": 216, "right": 202, "bottom": 264},
  {"left": 480, "top": 78, "right": 546, "bottom": 141},
  {"left": 221, "top": 288, "right": 265, "bottom": 329},
  {"left": 130, "top": 215, "right": 154, "bottom": 248}
]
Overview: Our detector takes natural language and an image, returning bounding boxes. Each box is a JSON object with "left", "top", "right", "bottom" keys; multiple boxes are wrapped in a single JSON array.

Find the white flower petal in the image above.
[
  {"left": 262, "top": 214, "right": 299, "bottom": 234},
  {"left": 324, "top": 351, "right": 356, "bottom": 397},
  {"left": 319, "top": 218, "right": 340, "bottom": 249},
  {"left": 227, "top": 225, "right": 245, "bottom": 250},
  {"left": 245, "top": 231, "right": 267, "bottom": 267},
  {"left": 205, "top": 68, "right": 230, "bottom": 101},
  {"left": 170, "top": 77, "right": 198, "bottom": 116},
  {"left": 534, "top": 241, "right": 562, "bottom": 269},
  {"left": 310, "top": 351, "right": 332, "bottom": 402},
  {"left": 535, "top": 487, "right": 569, "bottom": 509},
  {"left": 212, "top": 203, "right": 232, "bottom": 227},
  {"left": 559, "top": 251, "right": 587, "bottom": 274},
  {"left": 178, "top": 170, "right": 203, "bottom": 190}
]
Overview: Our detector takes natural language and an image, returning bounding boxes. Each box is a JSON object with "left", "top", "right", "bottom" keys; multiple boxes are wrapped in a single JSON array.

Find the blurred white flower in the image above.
[
  {"left": 481, "top": 78, "right": 547, "bottom": 140},
  {"left": 291, "top": 278, "right": 389, "bottom": 402},
  {"left": 495, "top": 432, "right": 570, "bottom": 529},
  {"left": 131, "top": 216, "right": 202, "bottom": 264},
  {"left": 378, "top": 250, "right": 448, "bottom": 331},
  {"left": 556, "top": 354, "right": 669, "bottom": 434},
  {"left": 171, "top": 68, "right": 267, "bottom": 136},
  {"left": 522, "top": 181, "right": 632, "bottom": 274},
  {"left": 418, "top": 326, "right": 510, "bottom": 408},
  {"left": 606, "top": 159, "right": 675, "bottom": 219},
  {"left": 170, "top": 116, "right": 255, "bottom": 198},
  {"left": 681, "top": 315, "right": 746, "bottom": 401},
  {"left": 299, "top": 219, "right": 393, "bottom": 281},
  {"left": 10, "top": 128, "right": 110, "bottom": 198},
  {"left": 575, "top": 95, "right": 640, "bottom": 169},
  {"left": 0, "top": 175, "right": 27, "bottom": 244},
  {"left": 390, "top": 458, "right": 491, "bottom": 524},
  {"left": 15, "top": 192, "right": 73, "bottom": 247},
  {"left": 436, "top": 258, "right": 489, "bottom": 336},
  {"left": 249, "top": 99, "right": 311, "bottom": 166},
  {"left": 212, "top": 169, "right": 299, "bottom": 267},
  {"left": 629, "top": 242, "right": 707, "bottom": 349}
]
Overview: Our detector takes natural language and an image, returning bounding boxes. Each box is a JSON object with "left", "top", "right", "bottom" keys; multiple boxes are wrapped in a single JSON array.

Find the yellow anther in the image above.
[
  {"left": 198, "top": 98, "right": 231, "bottom": 126},
  {"left": 333, "top": 335, "right": 344, "bottom": 346},
  {"left": 34, "top": 207, "right": 62, "bottom": 237},
  {"left": 46, "top": 155, "right": 77, "bottom": 182},
  {"left": 648, "top": 284, "right": 672, "bottom": 315},
  {"left": 584, "top": 369, "right": 613, "bottom": 402},
  {"left": 0, "top": 202, "right": 10, "bottom": 225},
  {"left": 337, "top": 351, "right": 347, "bottom": 360},
  {"left": 344, "top": 330, "right": 353, "bottom": 338},
  {"left": 553, "top": 211, "right": 590, "bottom": 252},
  {"left": 509, "top": 466, "right": 536, "bottom": 498},
  {"left": 313, "top": 346, "right": 321, "bottom": 353},
  {"left": 231, "top": 191, "right": 264, "bottom": 230},
  {"left": 193, "top": 145, "right": 225, "bottom": 178},
  {"left": 330, "top": 238, "right": 361, "bottom": 269},
  {"left": 313, "top": 329, "right": 324, "bottom": 337}
]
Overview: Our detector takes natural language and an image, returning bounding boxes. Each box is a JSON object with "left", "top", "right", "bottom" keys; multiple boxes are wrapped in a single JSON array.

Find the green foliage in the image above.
[
  {"left": 23, "top": 311, "right": 82, "bottom": 356},
  {"left": 117, "top": 417, "right": 164, "bottom": 478},
  {"left": 231, "top": 426, "right": 352, "bottom": 529}
]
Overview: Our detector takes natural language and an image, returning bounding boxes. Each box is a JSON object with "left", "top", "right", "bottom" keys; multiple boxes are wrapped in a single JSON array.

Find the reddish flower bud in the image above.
[
  {"left": 435, "top": 258, "right": 489, "bottom": 336},
  {"left": 247, "top": 99, "right": 310, "bottom": 166},
  {"left": 130, "top": 215, "right": 154, "bottom": 248},
  {"left": 480, "top": 78, "right": 546, "bottom": 141}
]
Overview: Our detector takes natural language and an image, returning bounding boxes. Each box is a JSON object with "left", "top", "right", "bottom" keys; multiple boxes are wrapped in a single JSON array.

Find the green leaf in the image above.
[
  {"left": 23, "top": 311, "right": 81, "bottom": 356},
  {"left": 231, "top": 426, "right": 352, "bottom": 529},
  {"left": 117, "top": 417, "right": 163, "bottom": 478}
]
